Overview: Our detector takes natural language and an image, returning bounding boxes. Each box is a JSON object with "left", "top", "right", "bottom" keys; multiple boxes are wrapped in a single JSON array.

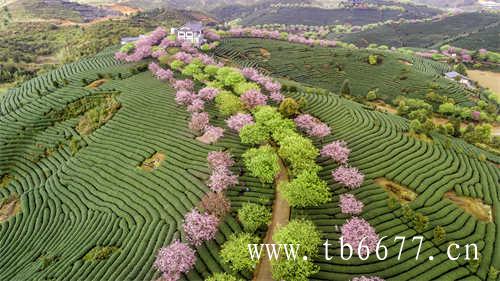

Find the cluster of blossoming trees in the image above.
[{"left": 115, "top": 26, "right": 383, "bottom": 281}]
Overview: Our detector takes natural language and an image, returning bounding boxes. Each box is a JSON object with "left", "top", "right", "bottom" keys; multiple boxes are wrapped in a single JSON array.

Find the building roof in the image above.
[
  {"left": 179, "top": 21, "right": 203, "bottom": 32},
  {"left": 444, "top": 71, "right": 461, "bottom": 78}
]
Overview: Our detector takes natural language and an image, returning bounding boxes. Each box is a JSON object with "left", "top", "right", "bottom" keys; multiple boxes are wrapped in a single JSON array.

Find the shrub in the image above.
[
  {"left": 237, "top": 203, "right": 272, "bottom": 232},
  {"left": 233, "top": 82, "right": 260, "bottom": 96},
  {"left": 183, "top": 209, "right": 219, "bottom": 246},
  {"left": 279, "top": 170, "right": 331, "bottom": 207},
  {"left": 239, "top": 124, "right": 269, "bottom": 145},
  {"left": 368, "top": 54, "right": 379, "bottom": 65},
  {"left": 433, "top": 225, "right": 446, "bottom": 242},
  {"left": 154, "top": 241, "right": 196, "bottom": 281},
  {"left": 366, "top": 90, "right": 377, "bottom": 101},
  {"left": 198, "top": 192, "right": 231, "bottom": 220},
  {"left": 215, "top": 92, "right": 243, "bottom": 116},
  {"left": 273, "top": 219, "right": 321, "bottom": 257},
  {"left": 278, "top": 97, "right": 300, "bottom": 117},
  {"left": 220, "top": 233, "right": 260, "bottom": 272},
  {"left": 242, "top": 145, "right": 280, "bottom": 183}
]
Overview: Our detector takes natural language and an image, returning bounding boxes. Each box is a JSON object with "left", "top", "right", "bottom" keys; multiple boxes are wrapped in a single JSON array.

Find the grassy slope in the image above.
[{"left": 334, "top": 12, "right": 500, "bottom": 50}]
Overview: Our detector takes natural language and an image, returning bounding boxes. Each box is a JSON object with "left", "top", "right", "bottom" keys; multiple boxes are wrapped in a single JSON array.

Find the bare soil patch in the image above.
[
  {"left": 372, "top": 101, "right": 398, "bottom": 114},
  {"left": 86, "top": 79, "right": 108, "bottom": 89},
  {"left": 139, "top": 152, "right": 165, "bottom": 172},
  {"left": 444, "top": 191, "right": 492, "bottom": 222},
  {"left": 375, "top": 177, "right": 417, "bottom": 203},
  {"left": 467, "top": 70, "right": 500, "bottom": 98},
  {"left": 259, "top": 48, "right": 271, "bottom": 59},
  {"left": 0, "top": 195, "right": 21, "bottom": 223},
  {"left": 105, "top": 4, "right": 141, "bottom": 15},
  {"left": 399, "top": 59, "right": 413, "bottom": 66}
]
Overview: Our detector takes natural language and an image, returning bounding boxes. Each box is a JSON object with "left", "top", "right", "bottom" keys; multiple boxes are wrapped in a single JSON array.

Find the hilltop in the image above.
[{"left": 0, "top": 25, "right": 499, "bottom": 281}]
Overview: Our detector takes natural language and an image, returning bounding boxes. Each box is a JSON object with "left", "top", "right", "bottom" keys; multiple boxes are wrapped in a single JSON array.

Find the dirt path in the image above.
[{"left": 253, "top": 157, "right": 290, "bottom": 281}]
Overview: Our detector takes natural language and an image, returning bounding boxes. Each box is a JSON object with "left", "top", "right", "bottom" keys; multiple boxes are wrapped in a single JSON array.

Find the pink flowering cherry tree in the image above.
[
  {"left": 240, "top": 89, "right": 268, "bottom": 109},
  {"left": 339, "top": 194, "right": 364, "bottom": 215},
  {"left": 188, "top": 112, "right": 210, "bottom": 134},
  {"left": 207, "top": 151, "right": 235, "bottom": 170},
  {"left": 207, "top": 167, "right": 238, "bottom": 192},
  {"left": 321, "top": 140, "right": 350, "bottom": 164},
  {"left": 332, "top": 166, "right": 364, "bottom": 189},
  {"left": 154, "top": 240, "right": 196, "bottom": 281},
  {"left": 341, "top": 217, "right": 379, "bottom": 256},
  {"left": 226, "top": 113, "right": 255, "bottom": 132},
  {"left": 183, "top": 209, "right": 219, "bottom": 246}
]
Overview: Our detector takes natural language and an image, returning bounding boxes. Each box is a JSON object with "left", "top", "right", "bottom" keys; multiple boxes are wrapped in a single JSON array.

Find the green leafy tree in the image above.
[
  {"left": 220, "top": 233, "right": 260, "bottom": 272},
  {"left": 278, "top": 134, "right": 320, "bottom": 175},
  {"left": 408, "top": 109, "right": 429, "bottom": 122},
  {"left": 455, "top": 63, "right": 467, "bottom": 75},
  {"left": 273, "top": 219, "right": 321, "bottom": 257},
  {"left": 271, "top": 258, "right": 319, "bottom": 281},
  {"left": 439, "top": 102, "right": 456, "bottom": 115},
  {"left": 368, "top": 54, "right": 379, "bottom": 65},
  {"left": 215, "top": 92, "right": 243, "bottom": 116},
  {"left": 237, "top": 203, "right": 272, "bottom": 233},
  {"left": 239, "top": 124, "right": 269, "bottom": 145},
  {"left": 216, "top": 67, "right": 246, "bottom": 87},
  {"left": 242, "top": 145, "right": 280, "bottom": 183},
  {"left": 279, "top": 97, "right": 301, "bottom": 117},
  {"left": 279, "top": 170, "right": 331, "bottom": 207},
  {"left": 204, "top": 65, "right": 220, "bottom": 76}
]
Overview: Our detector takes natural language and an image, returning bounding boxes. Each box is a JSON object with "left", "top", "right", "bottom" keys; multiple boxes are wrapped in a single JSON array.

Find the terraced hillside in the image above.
[
  {"left": 286, "top": 90, "right": 500, "bottom": 280},
  {"left": 1, "top": 38, "right": 499, "bottom": 281},
  {"left": 0, "top": 49, "right": 273, "bottom": 280},
  {"left": 335, "top": 12, "right": 500, "bottom": 51},
  {"left": 214, "top": 38, "right": 474, "bottom": 106}
]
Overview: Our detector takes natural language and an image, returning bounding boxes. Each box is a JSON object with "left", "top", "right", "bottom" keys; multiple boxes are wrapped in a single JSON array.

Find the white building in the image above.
[
  {"left": 444, "top": 71, "right": 475, "bottom": 89},
  {"left": 170, "top": 22, "right": 205, "bottom": 45}
]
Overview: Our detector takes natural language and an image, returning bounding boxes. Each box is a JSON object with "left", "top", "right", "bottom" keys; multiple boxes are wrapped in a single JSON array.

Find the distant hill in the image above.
[
  {"left": 74, "top": 0, "right": 267, "bottom": 11},
  {"left": 212, "top": 0, "right": 441, "bottom": 26},
  {"left": 1, "top": 0, "right": 121, "bottom": 22},
  {"left": 334, "top": 12, "right": 500, "bottom": 51}
]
